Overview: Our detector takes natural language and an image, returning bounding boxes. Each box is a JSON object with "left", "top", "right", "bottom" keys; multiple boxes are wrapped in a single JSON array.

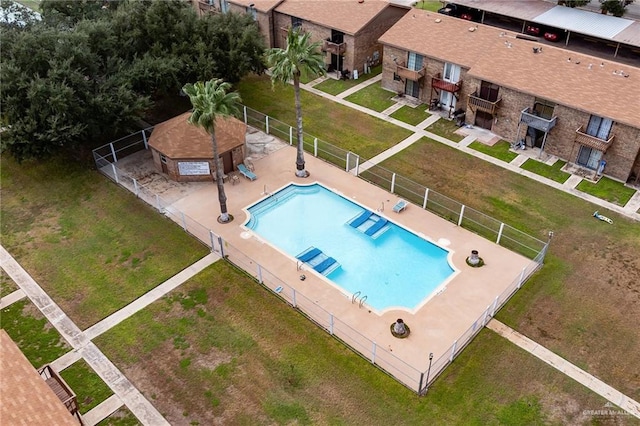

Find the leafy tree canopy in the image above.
[{"left": 0, "top": 0, "right": 265, "bottom": 161}]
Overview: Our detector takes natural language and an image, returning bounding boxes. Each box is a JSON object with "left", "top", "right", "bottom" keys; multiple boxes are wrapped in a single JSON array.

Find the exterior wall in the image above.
[
  {"left": 353, "top": 6, "right": 408, "bottom": 75},
  {"left": 227, "top": 3, "right": 274, "bottom": 48},
  {"left": 151, "top": 146, "right": 246, "bottom": 183}
]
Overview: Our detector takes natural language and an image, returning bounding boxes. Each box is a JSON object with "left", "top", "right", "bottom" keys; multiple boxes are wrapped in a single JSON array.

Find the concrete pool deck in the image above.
[{"left": 166, "top": 143, "right": 534, "bottom": 382}]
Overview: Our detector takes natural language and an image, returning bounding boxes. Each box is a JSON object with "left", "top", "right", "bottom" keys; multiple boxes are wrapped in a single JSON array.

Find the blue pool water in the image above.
[{"left": 245, "top": 184, "right": 455, "bottom": 312}]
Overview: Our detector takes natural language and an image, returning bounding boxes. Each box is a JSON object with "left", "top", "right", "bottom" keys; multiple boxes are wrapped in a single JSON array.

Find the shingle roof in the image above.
[
  {"left": 379, "top": 11, "right": 640, "bottom": 127},
  {"left": 149, "top": 112, "right": 247, "bottom": 159},
  {"left": 275, "top": 0, "right": 399, "bottom": 35},
  {"left": 0, "top": 330, "right": 79, "bottom": 426}
]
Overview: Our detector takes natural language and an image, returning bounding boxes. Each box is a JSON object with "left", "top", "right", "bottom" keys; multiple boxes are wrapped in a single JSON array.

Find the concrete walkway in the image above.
[
  {"left": 487, "top": 319, "right": 640, "bottom": 419},
  {"left": 335, "top": 73, "right": 382, "bottom": 99},
  {"left": 0, "top": 245, "right": 219, "bottom": 425}
]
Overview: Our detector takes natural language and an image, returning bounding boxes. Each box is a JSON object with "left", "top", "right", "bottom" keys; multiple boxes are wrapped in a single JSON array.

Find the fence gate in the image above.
[{"left": 346, "top": 151, "right": 360, "bottom": 173}]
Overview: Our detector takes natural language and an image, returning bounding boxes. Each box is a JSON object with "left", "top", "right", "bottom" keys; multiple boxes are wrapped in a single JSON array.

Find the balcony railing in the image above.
[
  {"left": 322, "top": 39, "right": 346, "bottom": 55},
  {"left": 38, "top": 365, "right": 83, "bottom": 424},
  {"left": 396, "top": 64, "right": 426, "bottom": 81},
  {"left": 468, "top": 92, "right": 502, "bottom": 115},
  {"left": 431, "top": 73, "right": 462, "bottom": 93},
  {"left": 519, "top": 107, "right": 557, "bottom": 133},
  {"left": 198, "top": 0, "right": 219, "bottom": 14},
  {"left": 574, "top": 126, "right": 615, "bottom": 152}
]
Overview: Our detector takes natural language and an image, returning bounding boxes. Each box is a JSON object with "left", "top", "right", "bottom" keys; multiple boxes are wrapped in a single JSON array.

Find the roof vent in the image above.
[
  {"left": 468, "top": 27, "right": 476, "bottom": 32},
  {"left": 435, "top": 18, "right": 441, "bottom": 23}
]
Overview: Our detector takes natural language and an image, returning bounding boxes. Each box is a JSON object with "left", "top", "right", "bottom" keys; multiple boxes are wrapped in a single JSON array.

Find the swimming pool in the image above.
[{"left": 245, "top": 183, "right": 456, "bottom": 312}]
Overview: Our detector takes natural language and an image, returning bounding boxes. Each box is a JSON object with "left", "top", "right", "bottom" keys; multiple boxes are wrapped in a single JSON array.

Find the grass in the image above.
[
  {"left": 414, "top": 1, "right": 444, "bottom": 12},
  {"left": 390, "top": 105, "right": 431, "bottom": 126},
  {"left": 97, "top": 407, "right": 141, "bottom": 426},
  {"left": 426, "top": 117, "right": 465, "bottom": 142},
  {"left": 344, "top": 83, "right": 397, "bottom": 112},
  {"left": 0, "top": 156, "right": 209, "bottom": 329},
  {"left": 576, "top": 176, "right": 636, "bottom": 206},
  {"left": 1, "top": 269, "right": 18, "bottom": 298},
  {"left": 95, "top": 263, "right": 609, "bottom": 425},
  {"left": 1, "top": 300, "right": 71, "bottom": 367},
  {"left": 237, "top": 74, "right": 412, "bottom": 159},
  {"left": 313, "top": 65, "right": 382, "bottom": 96},
  {"left": 378, "top": 138, "right": 640, "bottom": 399},
  {"left": 521, "top": 159, "right": 571, "bottom": 184},
  {"left": 469, "top": 140, "right": 519, "bottom": 163},
  {"left": 60, "top": 360, "right": 114, "bottom": 414}
]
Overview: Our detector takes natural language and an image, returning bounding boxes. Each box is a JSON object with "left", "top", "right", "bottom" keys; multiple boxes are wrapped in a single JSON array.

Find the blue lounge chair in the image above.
[
  {"left": 237, "top": 164, "right": 257, "bottom": 181},
  {"left": 296, "top": 247, "right": 322, "bottom": 262},
  {"left": 349, "top": 210, "right": 372, "bottom": 228},
  {"left": 392, "top": 199, "right": 408, "bottom": 213},
  {"left": 365, "top": 218, "right": 388, "bottom": 236}
]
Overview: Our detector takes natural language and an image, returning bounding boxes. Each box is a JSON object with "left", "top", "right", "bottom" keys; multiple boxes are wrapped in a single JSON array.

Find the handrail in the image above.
[{"left": 351, "top": 291, "right": 361, "bottom": 304}]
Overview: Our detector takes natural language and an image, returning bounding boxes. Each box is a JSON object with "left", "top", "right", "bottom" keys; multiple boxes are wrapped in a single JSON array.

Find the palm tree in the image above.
[
  {"left": 266, "top": 27, "right": 326, "bottom": 177},
  {"left": 182, "top": 79, "right": 241, "bottom": 223}
]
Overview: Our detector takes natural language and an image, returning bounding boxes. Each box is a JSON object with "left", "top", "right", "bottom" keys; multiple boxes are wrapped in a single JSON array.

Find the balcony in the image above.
[
  {"left": 519, "top": 107, "right": 557, "bottom": 133},
  {"left": 396, "top": 64, "right": 426, "bottom": 81},
  {"left": 468, "top": 92, "right": 502, "bottom": 115},
  {"left": 574, "top": 126, "right": 614, "bottom": 152},
  {"left": 431, "top": 73, "right": 462, "bottom": 93},
  {"left": 322, "top": 39, "right": 346, "bottom": 55},
  {"left": 38, "top": 365, "right": 83, "bottom": 424},
  {"left": 198, "top": 0, "right": 219, "bottom": 14}
]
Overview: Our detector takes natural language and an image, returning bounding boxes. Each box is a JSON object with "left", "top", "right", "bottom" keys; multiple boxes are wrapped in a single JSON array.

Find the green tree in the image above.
[
  {"left": 599, "top": 0, "right": 634, "bottom": 16},
  {"left": 266, "top": 27, "right": 325, "bottom": 177},
  {"left": 557, "top": 0, "right": 589, "bottom": 7},
  {"left": 182, "top": 79, "right": 241, "bottom": 223}
]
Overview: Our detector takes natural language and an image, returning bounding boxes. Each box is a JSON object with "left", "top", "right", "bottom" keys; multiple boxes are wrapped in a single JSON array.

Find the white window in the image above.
[
  {"left": 443, "top": 62, "right": 461, "bottom": 83},
  {"left": 221, "top": 0, "right": 229, "bottom": 13},
  {"left": 577, "top": 146, "right": 602, "bottom": 170},
  {"left": 407, "top": 52, "right": 423, "bottom": 72},
  {"left": 247, "top": 5, "right": 257, "bottom": 20}
]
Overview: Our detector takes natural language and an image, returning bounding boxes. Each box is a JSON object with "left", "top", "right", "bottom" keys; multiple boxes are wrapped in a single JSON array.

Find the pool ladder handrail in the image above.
[
  {"left": 358, "top": 295, "right": 367, "bottom": 308},
  {"left": 377, "top": 202, "right": 384, "bottom": 212},
  {"left": 351, "top": 291, "right": 361, "bottom": 304},
  {"left": 351, "top": 291, "right": 367, "bottom": 308}
]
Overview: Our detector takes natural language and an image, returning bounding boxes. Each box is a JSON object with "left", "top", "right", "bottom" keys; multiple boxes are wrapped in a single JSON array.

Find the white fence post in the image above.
[
  {"left": 458, "top": 205, "right": 465, "bottom": 226},
  {"left": 517, "top": 267, "right": 526, "bottom": 289},
  {"left": 111, "top": 164, "right": 119, "bottom": 184},
  {"left": 371, "top": 341, "right": 377, "bottom": 363},
  {"left": 209, "top": 230, "right": 216, "bottom": 252},
  {"left": 292, "top": 289, "right": 297, "bottom": 308},
  {"left": 391, "top": 173, "right": 396, "bottom": 193},
  {"left": 289, "top": 127, "right": 293, "bottom": 145},
  {"left": 257, "top": 264, "right": 263, "bottom": 283},
  {"left": 354, "top": 156, "right": 359, "bottom": 175},
  {"left": 110, "top": 142, "right": 117, "bottom": 163},
  {"left": 345, "top": 152, "right": 350, "bottom": 172},
  {"left": 449, "top": 340, "right": 458, "bottom": 362},
  {"left": 496, "top": 222, "right": 505, "bottom": 245},
  {"left": 265, "top": 116, "right": 270, "bottom": 134},
  {"left": 133, "top": 179, "right": 139, "bottom": 197},
  {"left": 155, "top": 194, "right": 161, "bottom": 211},
  {"left": 142, "top": 130, "right": 148, "bottom": 149},
  {"left": 423, "top": 188, "right": 429, "bottom": 209},
  {"left": 180, "top": 212, "right": 187, "bottom": 230},
  {"left": 313, "top": 137, "right": 318, "bottom": 156},
  {"left": 329, "top": 313, "right": 334, "bottom": 335},
  {"left": 482, "top": 305, "right": 490, "bottom": 326},
  {"left": 490, "top": 296, "right": 499, "bottom": 316},
  {"left": 243, "top": 105, "right": 247, "bottom": 124},
  {"left": 218, "top": 236, "right": 225, "bottom": 258}
]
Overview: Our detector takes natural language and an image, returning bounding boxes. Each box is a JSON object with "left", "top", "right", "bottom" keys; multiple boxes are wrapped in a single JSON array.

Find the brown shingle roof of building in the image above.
[
  {"left": 275, "top": 0, "right": 400, "bottom": 35},
  {"left": 379, "top": 11, "right": 640, "bottom": 128},
  {"left": 0, "top": 330, "right": 79, "bottom": 426},
  {"left": 149, "top": 112, "right": 247, "bottom": 159}
]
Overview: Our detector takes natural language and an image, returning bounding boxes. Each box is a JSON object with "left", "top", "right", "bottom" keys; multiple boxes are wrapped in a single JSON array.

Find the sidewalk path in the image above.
[
  {"left": 0, "top": 245, "right": 218, "bottom": 425},
  {"left": 487, "top": 319, "right": 640, "bottom": 419}
]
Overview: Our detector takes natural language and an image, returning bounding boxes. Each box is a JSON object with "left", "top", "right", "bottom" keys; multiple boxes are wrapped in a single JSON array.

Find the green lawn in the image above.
[
  {"left": 60, "top": 360, "right": 114, "bottom": 414},
  {"left": 377, "top": 138, "right": 640, "bottom": 400},
  {"left": 95, "top": 263, "right": 609, "bottom": 425},
  {"left": 237, "top": 74, "right": 412, "bottom": 159},
  {"left": 414, "top": 1, "right": 444, "bottom": 12},
  {"left": 98, "top": 407, "right": 141, "bottom": 426},
  {"left": 521, "top": 159, "right": 571, "bottom": 184},
  {"left": 426, "top": 118, "right": 465, "bottom": 142},
  {"left": 1, "top": 300, "right": 71, "bottom": 367},
  {"left": 344, "top": 83, "right": 397, "bottom": 112},
  {"left": 0, "top": 156, "right": 209, "bottom": 329},
  {"left": 314, "top": 65, "right": 382, "bottom": 96},
  {"left": 469, "top": 140, "right": 519, "bottom": 163},
  {"left": 576, "top": 176, "right": 636, "bottom": 206},
  {"left": 390, "top": 105, "right": 431, "bottom": 126},
  {"left": 1, "top": 269, "right": 18, "bottom": 298}
]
